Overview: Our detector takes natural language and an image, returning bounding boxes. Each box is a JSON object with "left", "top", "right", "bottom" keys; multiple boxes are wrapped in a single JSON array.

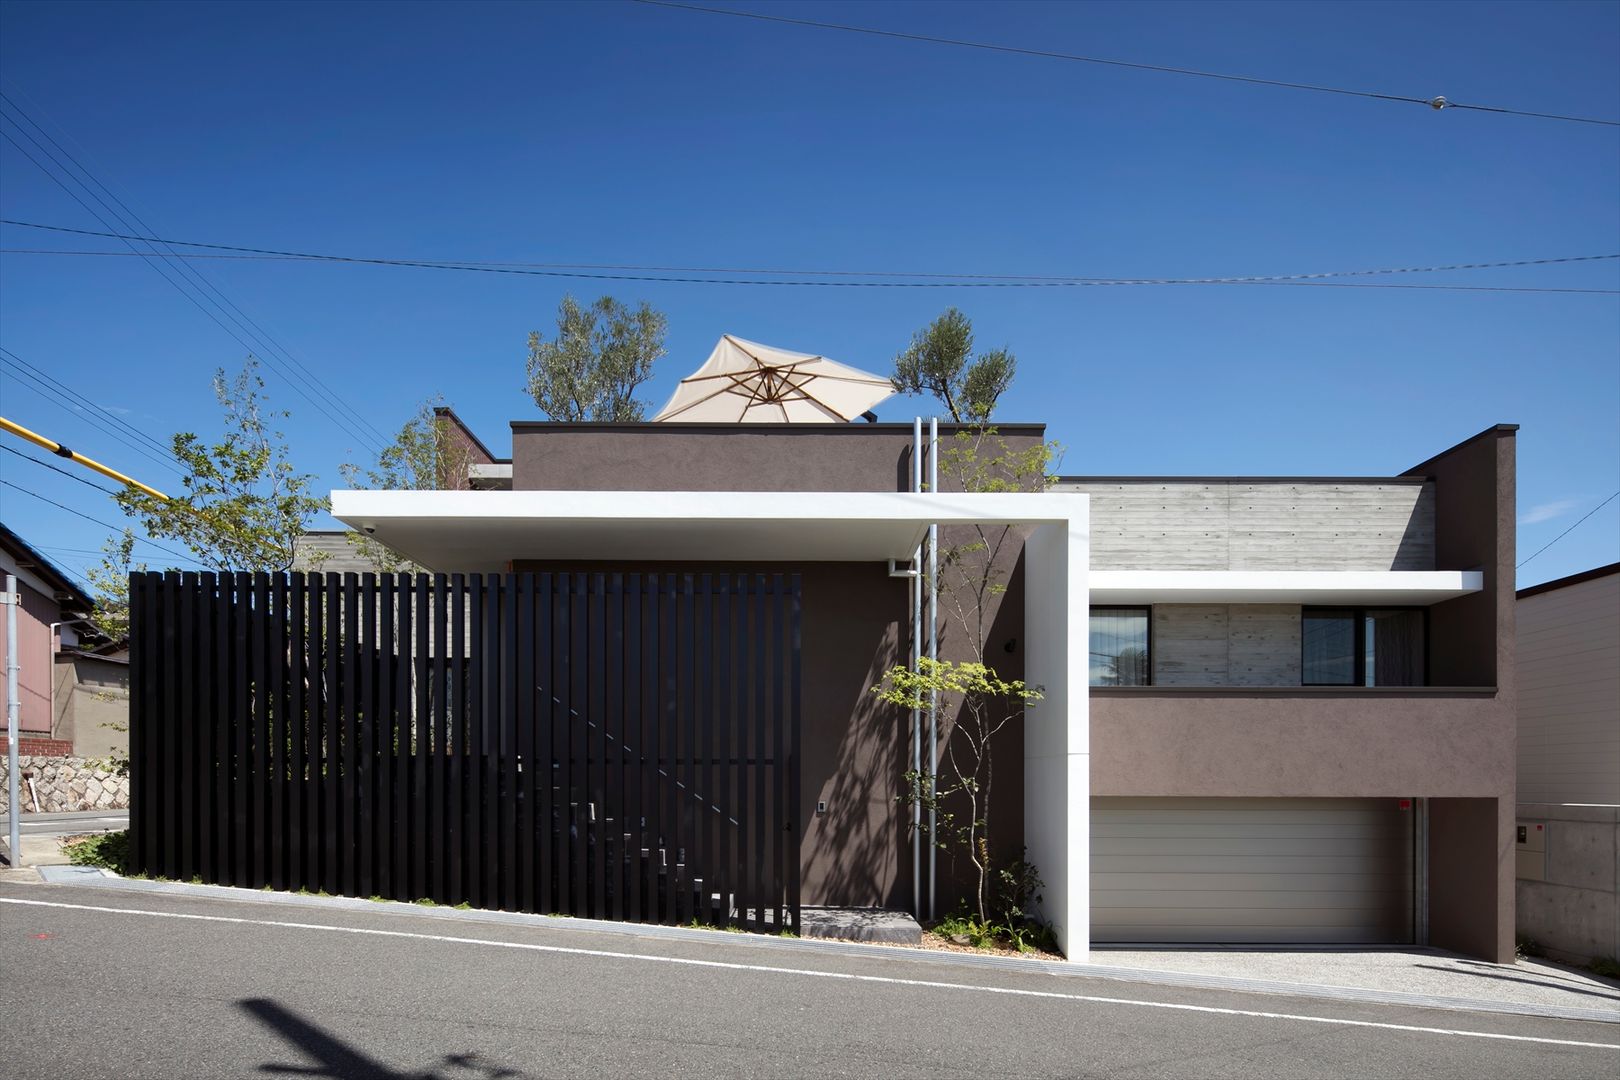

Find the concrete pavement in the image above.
[{"left": 2, "top": 877, "right": 1616, "bottom": 1079}]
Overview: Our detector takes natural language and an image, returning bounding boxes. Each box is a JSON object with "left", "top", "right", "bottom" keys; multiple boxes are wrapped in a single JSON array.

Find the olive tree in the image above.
[{"left": 526, "top": 295, "right": 667, "bottom": 421}]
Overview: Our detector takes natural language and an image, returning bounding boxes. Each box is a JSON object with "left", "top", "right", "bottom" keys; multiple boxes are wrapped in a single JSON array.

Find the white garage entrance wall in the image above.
[{"left": 333, "top": 488, "right": 1092, "bottom": 957}]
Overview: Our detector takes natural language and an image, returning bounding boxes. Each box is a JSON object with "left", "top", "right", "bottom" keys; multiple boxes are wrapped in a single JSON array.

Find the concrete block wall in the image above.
[{"left": 1515, "top": 802, "right": 1619, "bottom": 965}]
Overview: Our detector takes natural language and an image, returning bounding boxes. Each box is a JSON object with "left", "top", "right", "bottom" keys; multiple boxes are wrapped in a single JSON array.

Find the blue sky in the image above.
[{"left": 1, "top": 0, "right": 1616, "bottom": 589}]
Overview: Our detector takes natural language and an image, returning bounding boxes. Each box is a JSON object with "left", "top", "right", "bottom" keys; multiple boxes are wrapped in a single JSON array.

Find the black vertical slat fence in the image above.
[{"left": 129, "top": 571, "right": 801, "bottom": 930}]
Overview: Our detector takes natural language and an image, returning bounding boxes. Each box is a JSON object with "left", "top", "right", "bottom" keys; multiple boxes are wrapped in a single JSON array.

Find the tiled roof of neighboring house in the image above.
[{"left": 0, "top": 519, "right": 96, "bottom": 612}]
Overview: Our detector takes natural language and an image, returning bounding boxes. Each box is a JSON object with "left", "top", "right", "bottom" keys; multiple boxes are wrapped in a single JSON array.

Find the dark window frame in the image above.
[
  {"left": 1301, "top": 606, "right": 1429, "bottom": 687},
  {"left": 1089, "top": 605, "right": 1153, "bottom": 687}
]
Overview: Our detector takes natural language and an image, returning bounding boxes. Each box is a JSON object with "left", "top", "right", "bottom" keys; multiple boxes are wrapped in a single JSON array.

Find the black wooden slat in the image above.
[
  {"left": 377, "top": 574, "right": 395, "bottom": 900},
  {"left": 665, "top": 574, "right": 683, "bottom": 925},
  {"left": 699, "top": 573, "right": 715, "bottom": 923},
  {"left": 323, "top": 574, "right": 341, "bottom": 894},
  {"left": 570, "top": 574, "right": 588, "bottom": 917},
  {"left": 268, "top": 573, "right": 287, "bottom": 891},
  {"left": 127, "top": 574, "right": 147, "bottom": 872},
  {"left": 217, "top": 573, "right": 236, "bottom": 887},
  {"left": 679, "top": 573, "right": 695, "bottom": 925},
  {"left": 649, "top": 575, "right": 666, "bottom": 922},
  {"left": 552, "top": 575, "right": 570, "bottom": 913},
  {"left": 357, "top": 574, "right": 376, "bottom": 898},
  {"left": 500, "top": 574, "right": 518, "bottom": 911},
  {"left": 589, "top": 573, "right": 606, "bottom": 919},
  {"left": 232, "top": 572, "right": 252, "bottom": 887},
  {"left": 175, "top": 571, "right": 196, "bottom": 882},
  {"left": 771, "top": 574, "right": 786, "bottom": 931},
  {"left": 196, "top": 573, "right": 218, "bottom": 883},
  {"left": 732, "top": 574, "right": 749, "bottom": 930},
  {"left": 624, "top": 574, "right": 642, "bottom": 922},
  {"left": 537, "top": 574, "right": 554, "bottom": 913},
  {"left": 463, "top": 574, "right": 483, "bottom": 908},
  {"left": 517, "top": 573, "right": 536, "bottom": 913},
  {"left": 606, "top": 573, "right": 624, "bottom": 923},
  {"left": 421, "top": 573, "right": 434, "bottom": 906},
  {"left": 394, "top": 575, "right": 412, "bottom": 901},
  {"left": 788, "top": 573, "right": 803, "bottom": 931},
  {"left": 439, "top": 574, "right": 456, "bottom": 903},
  {"left": 714, "top": 575, "right": 731, "bottom": 925},
  {"left": 307, "top": 574, "right": 326, "bottom": 894},
  {"left": 483, "top": 575, "right": 501, "bottom": 909},
  {"left": 289, "top": 574, "right": 307, "bottom": 892},
  {"left": 339, "top": 573, "right": 358, "bottom": 896},
  {"left": 752, "top": 574, "right": 769, "bottom": 933}
]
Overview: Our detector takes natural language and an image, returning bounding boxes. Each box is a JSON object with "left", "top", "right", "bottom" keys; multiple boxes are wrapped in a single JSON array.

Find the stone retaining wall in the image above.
[{"left": 0, "top": 756, "right": 130, "bottom": 814}]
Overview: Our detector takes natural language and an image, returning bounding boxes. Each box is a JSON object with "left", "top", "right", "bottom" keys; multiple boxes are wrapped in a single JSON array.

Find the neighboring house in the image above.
[
  {"left": 0, "top": 522, "right": 130, "bottom": 814},
  {"left": 329, "top": 418, "right": 1517, "bottom": 962},
  {"left": 1514, "top": 562, "right": 1619, "bottom": 965}
]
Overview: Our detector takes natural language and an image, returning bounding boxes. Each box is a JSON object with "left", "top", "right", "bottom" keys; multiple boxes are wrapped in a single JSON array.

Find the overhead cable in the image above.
[
  {"left": 3, "top": 221, "right": 1616, "bottom": 293},
  {"left": 630, "top": 1, "right": 1620, "bottom": 128}
]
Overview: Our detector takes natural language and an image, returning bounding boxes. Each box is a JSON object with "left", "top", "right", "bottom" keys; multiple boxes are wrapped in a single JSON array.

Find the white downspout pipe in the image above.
[
  {"left": 927, "top": 417, "right": 939, "bottom": 921},
  {"left": 910, "top": 417, "right": 922, "bottom": 918}
]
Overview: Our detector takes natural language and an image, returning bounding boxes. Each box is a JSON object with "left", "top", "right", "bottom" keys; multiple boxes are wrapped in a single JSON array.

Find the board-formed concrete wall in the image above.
[
  {"left": 1151, "top": 604, "right": 1301, "bottom": 686},
  {"left": 1053, "top": 480, "right": 1434, "bottom": 571},
  {"left": 1516, "top": 803, "right": 1619, "bottom": 965}
]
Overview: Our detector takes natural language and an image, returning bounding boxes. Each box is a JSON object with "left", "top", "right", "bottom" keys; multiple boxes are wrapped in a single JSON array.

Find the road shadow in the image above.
[
  {"left": 238, "top": 998, "right": 528, "bottom": 1080},
  {"left": 1409, "top": 965, "right": 1620, "bottom": 1004}
]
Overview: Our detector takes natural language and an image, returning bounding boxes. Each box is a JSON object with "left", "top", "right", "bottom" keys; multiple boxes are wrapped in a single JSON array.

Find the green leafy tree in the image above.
[
  {"left": 339, "top": 397, "right": 472, "bottom": 571},
  {"left": 97, "top": 357, "right": 326, "bottom": 589},
  {"left": 85, "top": 529, "right": 144, "bottom": 642},
  {"left": 874, "top": 658, "right": 1042, "bottom": 926},
  {"left": 526, "top": 295, "right": 667, "bottom": 421},
  {"left": 891, "top": 308, "right": 1016, "bottom": 423},
  {"left": 876, "top": 425, "right": 1062, "bottom": 937}
]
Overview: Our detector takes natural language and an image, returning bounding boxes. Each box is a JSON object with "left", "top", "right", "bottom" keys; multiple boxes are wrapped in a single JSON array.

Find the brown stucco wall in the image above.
[
  {"left": 1090, "top": 425, "right": 1518, "bottom": 961},
  {"left": 509, "top": 422, "right": 1046, "bottom": 494},
  {"left": 504, "top": 422, "right": 1044, "bottom": 914}
]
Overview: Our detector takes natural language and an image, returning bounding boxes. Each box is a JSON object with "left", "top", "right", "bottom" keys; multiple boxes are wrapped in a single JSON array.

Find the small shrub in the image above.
[
  {"left": 1590, "top": 956, "right": 1620, "bottom": 979},
  {"left": 62, "top": 830, "right": 130, "bottom": 874},
  {"left": 1516, "top": 937, "right": 1544, "bottom": 960}
]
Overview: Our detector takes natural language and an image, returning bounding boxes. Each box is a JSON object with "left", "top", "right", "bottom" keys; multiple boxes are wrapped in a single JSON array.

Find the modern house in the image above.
[
  {"left": 0, "top": 521, "right": 127, "bottom": 763},
  {"left": 326, "top": 414, "right": 1517, "bottom": 962},
  {"left": 1514, "top": 562, "right": 1619, "bottom": 965}
]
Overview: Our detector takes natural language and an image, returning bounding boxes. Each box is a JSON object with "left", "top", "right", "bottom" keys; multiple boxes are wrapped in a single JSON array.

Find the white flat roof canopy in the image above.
[
  {"left": 332, "top": 489, "right": 1083, "bottom": 570},
  {"left": 1089, "top": 569, "right": 1483, "bottom": 606}
]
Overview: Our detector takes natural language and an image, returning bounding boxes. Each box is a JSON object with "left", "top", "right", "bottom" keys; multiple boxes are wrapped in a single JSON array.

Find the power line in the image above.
[
  {"left": 0, "top": 478, "right": 198, "bottom": 565},
  {"left": 1, "top": 443, "right": 122, "bottom": 497},
  {"left": 1, "top": 91, "right": 393, "bottom": 449},
  {"left": 3, "top": 221, "right": 1616, "bottom": 292},
  {"left": 1518, "top": 491, "right": 1620, "bottom": 569},
  {"left": 0, "top": 345, "right": 175, "bottom": 460},
  {"left": 0, "top": 350, "right": 185, "bottom": 476},
  {"left": 0, "top": 105, "right": 389, "bottom": 455},
  {"left": 631, "top": 0, "right": 1620, "bottom": 128}
]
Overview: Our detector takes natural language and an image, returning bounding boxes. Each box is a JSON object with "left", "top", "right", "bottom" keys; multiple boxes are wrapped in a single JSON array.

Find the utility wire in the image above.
[
  {"left": 0, "top": 116, "right": 388, "bottom": 455},
  {"left": 1518, "top": 491, "right": 1620, "bottom": 569},
  {"left": 4, "top": 221, "right": 1616, "bottom": 292},
  {"left": 0, "top": 345, "right": 176, "bottom": 461},
  {"left": 0, "top": 478, "right": 198, "bottom": 565},
  {"left": 0, "top": 92, "right": 392, "bottom": 449},
  {"left": 0, "top": 350, "right": 185, "bottom": 476},
  {"left": 631, "top": 0, "right": 1620, "bottom": 128},
  {"left": 1, "top": 443, "right": 122, "bottom": 497}
]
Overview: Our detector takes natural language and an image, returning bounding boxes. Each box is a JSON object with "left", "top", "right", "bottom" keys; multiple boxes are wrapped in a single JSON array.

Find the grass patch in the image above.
[{"left": 61, "top": 830, "right": 131, "bottom": 874}]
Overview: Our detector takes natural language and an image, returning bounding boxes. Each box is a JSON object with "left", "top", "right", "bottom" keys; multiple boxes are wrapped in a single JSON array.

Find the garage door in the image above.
[{"left": 1091, "top": 798, "right": 1415, "bottom": 945}]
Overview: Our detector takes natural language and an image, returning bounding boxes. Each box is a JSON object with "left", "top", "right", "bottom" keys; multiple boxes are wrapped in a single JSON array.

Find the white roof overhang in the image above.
[
  {"left": 331, "top": 489, "right": 1084, "bottom": 571},
  {"left": 1089, "top": 570, "right": 1483, "bottom": 606}
]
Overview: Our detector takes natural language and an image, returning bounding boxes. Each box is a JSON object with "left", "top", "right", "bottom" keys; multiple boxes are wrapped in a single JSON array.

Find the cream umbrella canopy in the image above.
[{"left": 652, "top": 335, "right": 895, "bottom": 422}]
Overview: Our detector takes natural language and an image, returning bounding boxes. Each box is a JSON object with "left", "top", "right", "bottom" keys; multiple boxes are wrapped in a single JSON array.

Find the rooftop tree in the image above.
[{"left": 526, "top": 295, "right": 667, "bottom": 421}]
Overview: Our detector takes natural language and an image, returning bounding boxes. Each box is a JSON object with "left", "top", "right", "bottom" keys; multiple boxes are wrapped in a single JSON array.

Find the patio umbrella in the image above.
[{"left": 652, "top": 335, "right": 895, "bottom": 422}]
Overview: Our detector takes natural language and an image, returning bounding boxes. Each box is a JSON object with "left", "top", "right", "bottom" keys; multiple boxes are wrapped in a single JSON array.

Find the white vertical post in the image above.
[
  {"left": 927, "top": 417, "right": 939, "bottom": 920},
  {"left": 910, "top": 417, "right": 922, "bottom": 917},
  {"left": 5, "top": 574, "right": 20, "bottom": 866}
]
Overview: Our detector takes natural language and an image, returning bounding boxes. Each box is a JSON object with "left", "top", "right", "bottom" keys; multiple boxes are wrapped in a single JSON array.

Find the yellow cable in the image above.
[{"left": 0, "top": 415, "right": 170, "bottom": 501}]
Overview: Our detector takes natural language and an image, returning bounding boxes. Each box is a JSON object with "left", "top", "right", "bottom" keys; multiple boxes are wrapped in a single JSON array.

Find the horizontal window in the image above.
[
  {"left": 1303, "top": 607, "right": 1425, "bottom": 687},
  {"left": 1091, "top": 607, "right": 1149, "bottom": 686}
]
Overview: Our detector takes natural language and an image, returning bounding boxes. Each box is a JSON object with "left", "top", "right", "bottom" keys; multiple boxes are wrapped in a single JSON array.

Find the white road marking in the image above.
[{"left": 3, "top": 896, "right": 1616, "bottom": 1051}]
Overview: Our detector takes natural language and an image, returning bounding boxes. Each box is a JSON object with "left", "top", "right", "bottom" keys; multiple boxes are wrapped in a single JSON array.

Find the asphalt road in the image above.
[
  {"left": 0, "top": 879, "right": 1615, "bottom": 1080},
  {"left": 4, "top": 809, "right": 129, "bottom": 836}
]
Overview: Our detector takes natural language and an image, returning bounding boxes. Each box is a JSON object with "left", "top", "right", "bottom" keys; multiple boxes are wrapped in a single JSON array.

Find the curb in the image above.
[{"left": 30, "top": 866, "right": 1620, "bottom": 1027}]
